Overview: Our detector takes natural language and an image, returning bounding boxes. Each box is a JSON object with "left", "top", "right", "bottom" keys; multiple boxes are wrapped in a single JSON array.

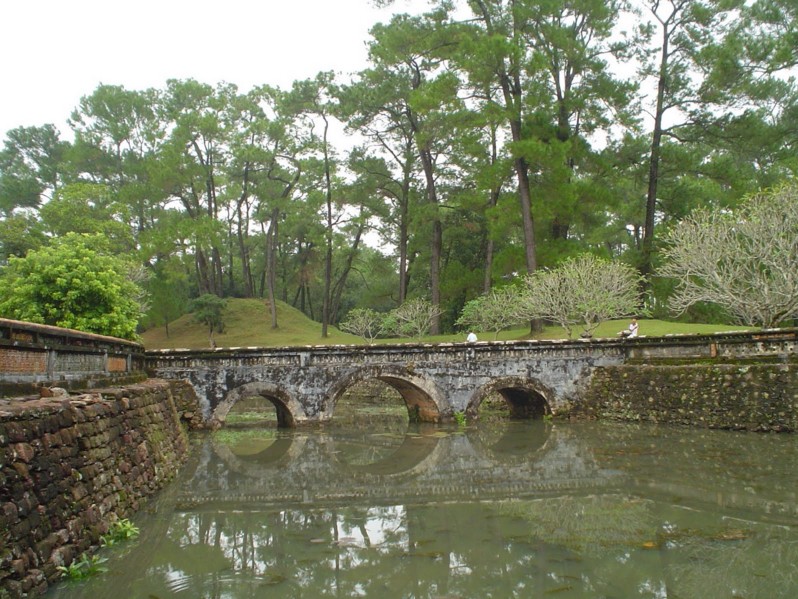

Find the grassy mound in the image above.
[{"left": 141, "top": 298, "right": 362, "bottom": 349}]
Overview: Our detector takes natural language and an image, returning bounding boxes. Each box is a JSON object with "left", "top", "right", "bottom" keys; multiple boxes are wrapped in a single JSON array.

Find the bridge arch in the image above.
[
  {"left": 211, "top": 382, "right": 307, "bottom": 428},
  {"left": 466, "top": 376, "right": 554, "bottom": 420},
  {"left": 325, "top": 366, "right": 447, "bottom": 423}
]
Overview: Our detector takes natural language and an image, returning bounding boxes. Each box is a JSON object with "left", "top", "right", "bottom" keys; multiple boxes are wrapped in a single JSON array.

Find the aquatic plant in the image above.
[
  {"left": 57, "top": 553, "right": 108, "bottom": 580},
  {"left": 101, "top": 518, "right": 140, "bottom": 546}
]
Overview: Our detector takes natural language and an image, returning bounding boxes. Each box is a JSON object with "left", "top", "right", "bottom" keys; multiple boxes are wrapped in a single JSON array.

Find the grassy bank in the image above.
[{"left": 141, "top": 298, "right": 752, "bottom": 350}]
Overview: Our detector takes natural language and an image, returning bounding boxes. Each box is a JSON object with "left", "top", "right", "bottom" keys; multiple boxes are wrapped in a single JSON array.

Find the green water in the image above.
[{"left": 48, "top": 420, "right": 798, "bottom": 598}]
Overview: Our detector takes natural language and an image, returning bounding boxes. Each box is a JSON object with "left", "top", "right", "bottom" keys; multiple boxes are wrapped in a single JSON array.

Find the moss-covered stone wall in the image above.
[
  {"left": 0, "top": 379, "right": 198, "bottom": 598},
  {"left": 581, "top": 360, "right": 798, "bottom": 432}
]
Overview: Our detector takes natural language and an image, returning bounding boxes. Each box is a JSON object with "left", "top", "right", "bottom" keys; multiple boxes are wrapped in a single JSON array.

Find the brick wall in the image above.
[{"left": 0, "top": 350, "right": 47, "bottom": 374}]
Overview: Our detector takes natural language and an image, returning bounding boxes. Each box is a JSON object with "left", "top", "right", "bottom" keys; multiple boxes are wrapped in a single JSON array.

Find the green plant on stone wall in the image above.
[
  {"left": 454, "top": 411, "right": 467, "bottom": 427},
  {"left": 57, "top": 553, "right": 108, "bottom": 580},
  {"left": 101, "top": 518, "right": 140, "bottom": 547}
]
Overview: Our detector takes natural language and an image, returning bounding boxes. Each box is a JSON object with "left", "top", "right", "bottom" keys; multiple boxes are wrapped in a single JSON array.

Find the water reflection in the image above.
[{"left": 48, "top": 421, "right": 798, "bottom": 599}]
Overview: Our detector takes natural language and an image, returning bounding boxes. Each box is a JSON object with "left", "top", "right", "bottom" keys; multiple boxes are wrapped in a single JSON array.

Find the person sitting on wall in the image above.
[
  {"left": 466, "top": 331, "right": 478, "bottom": 343},
  {"left": 618, "top": 318, "right": 639, "bottom": 338}
]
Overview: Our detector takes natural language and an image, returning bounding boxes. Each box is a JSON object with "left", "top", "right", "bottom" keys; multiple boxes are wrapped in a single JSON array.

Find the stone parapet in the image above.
[{"left": 0, "top": 319, "right": 146, "bottom": 398}]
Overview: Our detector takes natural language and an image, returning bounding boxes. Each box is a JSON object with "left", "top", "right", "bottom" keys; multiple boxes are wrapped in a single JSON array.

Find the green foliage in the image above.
[
  {"left": 0, "top": 213, "right": 46, "bottom": 264},
  {"left": 101, "top": 518, "right": 140, "bottom": 547},
  {"left": 57, "top": 553, "right": 108, "bottom": 580},
  {"left": 0, "top": 124, "right": 66, "bottom": 215},
  {"left": 39, "top": 183, "right": 135, "bottom": 252},
  {"left": 142, "top": 259, "right": 191, "bottom": 335},
  {"left": 189, "top": 294, "right": 227, "bottom": 348},
  {"left": 0, "top": 233, "right": 144, "bottom": 339}
]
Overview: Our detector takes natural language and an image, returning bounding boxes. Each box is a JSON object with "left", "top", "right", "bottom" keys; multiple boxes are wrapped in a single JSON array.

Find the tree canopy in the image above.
[
  {"left": 0, "top": 233, "right": 144, "bottom": 339},
  {"left": 1, "top": 0, "right": 797, "bottom": 340},
  {"left": 189, "top": 294, "right": 227, "bottom": 348}
]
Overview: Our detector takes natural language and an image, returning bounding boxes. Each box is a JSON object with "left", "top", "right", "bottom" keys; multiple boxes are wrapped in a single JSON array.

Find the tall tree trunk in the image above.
[
  {"left": 398, "top": 156, "right": 413, "bottom": 304},
  {"left": 197, "top": 140, "right": 224, "bottom": 297},
  {"left": 236, "top": 164, "right": 254, "bottom": 297},
  {"left": 483, "top": 236, "right": 495, "bottom": 294},
  {"left": 265, "top": 209, "right": 279, "bottom": 329},
  {"left": 236, "top": 222, "right": 253, "bottom": 296},
  {"left": 483, "top": 124, "right": 503, "bottom": 293},
  {"left": 418, "top": 146, "right": 443, "bottom": 334},
  {"left": 262, "top": 153, "right": 301, "bottom": 329},
  {"left": 212, "top": 247, "right": 224, "bottom": 296},
  {"left": 483, "top": 186, "right": 501, "bottom": 294},
  {"left": 475, "top": 0, "right": 537, "bottom": 274},
  {"left": 330, "top": 223, "right": 365, "bottom": 322},
  {"left": 513, "top": 153, "right": 538, "bottom": 273},
  {"left": 407, "top": 61, "right": 442, "bottom": 334},
  {"left": 196, "top": 248, "right": 212, "bottom": 295},
  {"left": 321, "top": 115, "right": 334, "bottom": 339},
  {"left": 643, "top": 24, "right": 670, "bottom": 283}
]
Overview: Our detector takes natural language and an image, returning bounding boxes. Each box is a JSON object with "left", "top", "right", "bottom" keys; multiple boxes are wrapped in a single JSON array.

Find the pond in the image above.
[{"left": 48, "top": 418, "right": 798, "bottom": 598}]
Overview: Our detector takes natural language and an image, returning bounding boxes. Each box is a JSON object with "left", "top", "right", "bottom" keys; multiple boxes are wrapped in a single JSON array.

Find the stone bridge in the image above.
[{"left": 145, "top": 329, "right": 797, "bottom": 427}]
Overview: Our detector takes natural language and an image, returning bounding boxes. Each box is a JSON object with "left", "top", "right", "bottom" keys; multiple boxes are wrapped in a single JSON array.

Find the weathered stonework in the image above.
[
  {"left": 0, "top": 318, "right": 146, "bottom": 399},
  {"left": 0, "top": 379, "right": 199, "bottom": 598},
  {"left": 146, "top": 329, "right": 798, "bottom": 428},
  {"left": 581, "top": 358, "right": 798, "bottom": 432}
]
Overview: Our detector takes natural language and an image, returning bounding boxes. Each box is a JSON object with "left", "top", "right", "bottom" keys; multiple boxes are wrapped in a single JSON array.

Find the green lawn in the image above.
[
  {"left": 141, "top": 298, "right": 753, "bottom": 350},
  {"left": 470, "top": 318, "right": 753, "bottom": 343}
]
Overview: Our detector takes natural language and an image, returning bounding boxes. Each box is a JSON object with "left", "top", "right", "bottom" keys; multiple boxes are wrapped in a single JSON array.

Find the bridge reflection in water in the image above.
[
  {"left": 177, "top": 421, "right": 608, "bottom": 510},
  {"left": 50, "top": 421, "right": 798, "bottom": 599}
]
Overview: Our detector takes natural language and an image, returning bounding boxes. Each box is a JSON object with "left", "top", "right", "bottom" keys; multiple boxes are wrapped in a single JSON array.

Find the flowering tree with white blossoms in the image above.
[
  {"left": 660, "top": 184, "right": 798, "bottom": 328},
  {"left": 520, "top": 254, "right": 643, "bottom": 338},
  {"left": 456, "top": 286, "right": 522, "bottom": 340}
]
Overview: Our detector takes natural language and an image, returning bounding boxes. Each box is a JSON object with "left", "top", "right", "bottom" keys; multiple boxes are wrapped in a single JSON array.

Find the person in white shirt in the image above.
[
  {"left": 619, "top": 318, "right": 639, "bottom": 338},
  {"left": 466, "top": 332, "right": 478, "bottom": 342}
]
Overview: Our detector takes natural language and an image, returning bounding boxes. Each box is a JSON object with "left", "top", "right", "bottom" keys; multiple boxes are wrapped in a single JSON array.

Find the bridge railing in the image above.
[
  {"left": 620, "top": 327, "right": 797, "bottom": 361},
  {"left": 0, "top": 318, "right": 146, "bottom": 397},
  {"left": 144, "top": 327, "right": 797, "bottom": 365}
]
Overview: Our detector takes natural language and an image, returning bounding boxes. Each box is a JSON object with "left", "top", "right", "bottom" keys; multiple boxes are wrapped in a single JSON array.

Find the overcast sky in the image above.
[{"left": 0, "top": 0, "right": 426, "bottom": 138}]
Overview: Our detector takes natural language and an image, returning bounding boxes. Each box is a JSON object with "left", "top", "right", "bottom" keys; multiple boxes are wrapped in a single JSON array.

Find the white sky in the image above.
[{"left": 0, "top": 0, "right": 427, "bottom": 139}]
